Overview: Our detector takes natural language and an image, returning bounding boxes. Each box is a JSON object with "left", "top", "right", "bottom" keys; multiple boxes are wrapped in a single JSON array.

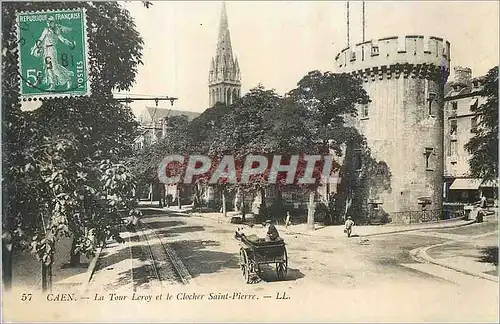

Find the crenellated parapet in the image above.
[{"left": 335, "top": 35, "right": 450, "bottom": 82}]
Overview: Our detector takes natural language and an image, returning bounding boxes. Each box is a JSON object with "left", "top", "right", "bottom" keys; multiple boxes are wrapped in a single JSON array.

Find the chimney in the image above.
[{"left": 453, "top": 66, "right": 472, "bottom": 85}]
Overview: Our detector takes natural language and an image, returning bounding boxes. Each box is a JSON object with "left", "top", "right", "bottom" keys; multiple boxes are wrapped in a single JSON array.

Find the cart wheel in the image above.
[
  {"left": 239, "top": 248, "right": 251, "bottom": 284},
  {"left": 276, "top": 247, "right": 288, "bottom": 280}
]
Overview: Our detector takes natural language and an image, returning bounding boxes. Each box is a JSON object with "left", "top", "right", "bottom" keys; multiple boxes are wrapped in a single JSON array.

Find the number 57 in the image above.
[{"left": 21, "top": 293, "right": 32, "bottom": 301}]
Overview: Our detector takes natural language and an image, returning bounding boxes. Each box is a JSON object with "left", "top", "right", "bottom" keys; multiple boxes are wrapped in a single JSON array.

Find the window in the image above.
[
  {"left": 428, "top": 92, "right": 437, "bottom": 116},
  {"left": 361, "top": 104, "right": 369, "bottom": 118},
  {"left": 369, "top": 202, "right": 381, "bottom": 211},
  {"left": 451, "top": 102, "right": 458, "bottom": 116},
  {"left": 371, "top": 45, "right": 379, "bottom": 56},
  {"left": 450, "top": 119, "right": 457, "bottom": 135},
  {"left": 471, "top": 115, "right": 478, "bottom": 133},
  {"left": 450, "top": 161, "right": 457, "bottom": 173},
  {"left": 424, "top": 147, "right": 434, "bottom": 170},
  {"left": 350, "top": 51, "right": 356, "bottom": 62},
  {"left": 449, "top": 141, "right": 457, "bottom": 156},
  {"left": 469, "top": 98, "right": 478, "bottom": 111}
]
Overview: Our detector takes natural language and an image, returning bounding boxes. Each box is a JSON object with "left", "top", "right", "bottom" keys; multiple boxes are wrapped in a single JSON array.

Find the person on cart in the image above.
[{"left": 265, "top": 219, "right": 280, "bottom": 241}]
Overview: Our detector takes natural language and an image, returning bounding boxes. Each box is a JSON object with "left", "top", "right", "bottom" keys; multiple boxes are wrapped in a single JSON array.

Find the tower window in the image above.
[
  {"left": 427, "top": 92, "right": 437, "bottom": 116},
  {"left": 424, "top": 147, "right": 435, "bottom": 171},
  {"left": 371, "top": 45, "right": 379, "bottom": 56}
]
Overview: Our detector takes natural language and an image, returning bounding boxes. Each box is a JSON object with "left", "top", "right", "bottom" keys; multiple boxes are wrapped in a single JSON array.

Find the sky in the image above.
[{"left": 21, "top": 1, "right": 500, "bottom": 116}]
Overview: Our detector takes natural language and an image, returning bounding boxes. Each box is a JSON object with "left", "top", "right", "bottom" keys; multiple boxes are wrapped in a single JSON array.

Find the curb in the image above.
[
  {"left": 151, "top": 207, "right": 477, "bottom": 238},
  {"left": 79, "top": 243, "right": 105, "bottom": 295},
  {"left": 285, "top": 219, "right": 477, "bottom": 239},
  {"left": 418, "top": 239, "right": 499, "bottom": 283}
]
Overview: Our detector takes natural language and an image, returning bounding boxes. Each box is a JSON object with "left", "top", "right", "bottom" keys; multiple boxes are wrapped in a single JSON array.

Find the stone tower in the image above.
[
  {"left": 335, "top": 36, "right": 451, "bottom": 223},
  {"left": 208, "top": 2, "right": 241, "bottom": 107}
]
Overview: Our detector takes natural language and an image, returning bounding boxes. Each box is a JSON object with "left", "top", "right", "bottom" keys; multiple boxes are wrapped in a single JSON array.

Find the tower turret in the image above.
[
  {"left": 335, "top": 35, "right": 451, "bottom": 223},
  {"left": 209, "top": 2, "right": 241, "bottom": 107}
]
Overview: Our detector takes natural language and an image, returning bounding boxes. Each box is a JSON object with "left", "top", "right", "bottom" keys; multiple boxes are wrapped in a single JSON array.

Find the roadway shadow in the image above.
[
  {"left": 170, "top": 239, "right": 239, "bottom": 278},
  {"left": 258, "top": 265, "right": 305, "bottom": 283},
  {"left": 143, "top": 220, "right": 185, "bottom": 228},
  {"left": 477, "top": 246, "right": 498, "bottom": 266},
  {"left": 155, "top": 225, "right": 206, "bottom": 238}
]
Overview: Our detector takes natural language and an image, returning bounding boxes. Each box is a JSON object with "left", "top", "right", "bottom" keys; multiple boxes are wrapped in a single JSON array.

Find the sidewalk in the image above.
[
  {"left": 161, "top": 205, "right": 481, "bottom": 239},
  {"left": 419, "top": 231, "right": 498, "bottom": 283},
  {"left": 286, "top": 218, "right": 478, "bottom": 238}
]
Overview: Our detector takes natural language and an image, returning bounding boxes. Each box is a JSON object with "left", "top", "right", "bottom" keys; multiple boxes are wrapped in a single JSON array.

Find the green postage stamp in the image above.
[{"left": 17, "top": 8, "right": 90, "bottom": 99}]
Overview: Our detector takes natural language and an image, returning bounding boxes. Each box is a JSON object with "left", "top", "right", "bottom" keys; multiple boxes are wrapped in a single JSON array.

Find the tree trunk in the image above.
[
  {"left": 234, "top": 187, "right": 241, "bottom": 212},
  {"left": 69, "top": 236, "right": 81, "bottom": 266},
  {"left": 307, "top": 190, "right": 316, "bottom": 231},
  {"left": 259, "top": 187, "right": 267, "bottom": 221},
  {"left": 222, "top": 188, "right": 227, "bottom": 217},
  {"left": 2, "top": 241, "right": 13, "bottom": 291},
  {"left": 241, "top": 191, "right": 246, "bottom": 222},
  {"left": 276, "top": 185, "right": 284, "bottom": 222},
  {"left": 177, "top": 185, "right": 181, "bottom": 210},
  {"left": 41, "top": 261, "right": 52, "bottom": 292}
]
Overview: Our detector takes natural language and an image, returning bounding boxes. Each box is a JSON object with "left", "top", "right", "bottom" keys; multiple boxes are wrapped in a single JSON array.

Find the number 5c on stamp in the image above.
[{"left": 17, "top": 8, "right": 90, "bottom": 99}]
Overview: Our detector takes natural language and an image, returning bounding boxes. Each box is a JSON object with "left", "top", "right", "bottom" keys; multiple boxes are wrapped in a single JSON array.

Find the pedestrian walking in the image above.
[
  {"left": 345, "top": 216, "right": 355, "bottom": 238},
  {"left": 284, "top": 211, "right": 291, "bottom": 228}
]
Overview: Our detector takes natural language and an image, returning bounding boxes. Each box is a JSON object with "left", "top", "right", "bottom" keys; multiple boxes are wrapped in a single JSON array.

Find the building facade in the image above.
[
  {"left": 208, "top": 2, "right": 241, "bottom": 107},
  {"left": 134, "top": 106, "right": 200, "bottom": 150},
  {"left": 443, "top": 67, "right": 497, "bottom": 203},
  {"left": 335, "top": 35, "right": 451, "bottom": 223}
]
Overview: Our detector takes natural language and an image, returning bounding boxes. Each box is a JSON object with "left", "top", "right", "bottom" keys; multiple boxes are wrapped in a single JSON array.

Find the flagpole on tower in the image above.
[
  {"left": 346, "top": 1, "right": 350, "bottom": 48},
  {"left": 362, "top": 1, "right": 366, "bottom": 42}
]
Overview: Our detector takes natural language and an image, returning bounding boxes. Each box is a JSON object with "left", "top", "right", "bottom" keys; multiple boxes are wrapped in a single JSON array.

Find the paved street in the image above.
[{"left": 4, "top": 208, "right": 498, "bottom": 322}]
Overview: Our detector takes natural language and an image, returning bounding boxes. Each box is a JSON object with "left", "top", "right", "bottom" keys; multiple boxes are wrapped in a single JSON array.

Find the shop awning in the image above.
[
  {"left": 449, "top": 178, "right": 482, "bottom": 190},
  {"left": 480, "top": 179, "right": 499, "bottom": 188}
]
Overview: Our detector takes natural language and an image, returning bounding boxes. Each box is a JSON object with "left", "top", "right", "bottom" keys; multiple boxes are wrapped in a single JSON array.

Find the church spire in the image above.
[
  {"left": 216, "top": 1, "right": 233, "bottom": 65},
  {"left": 209, "top": 1, "right": 241, "bottom": 107}
]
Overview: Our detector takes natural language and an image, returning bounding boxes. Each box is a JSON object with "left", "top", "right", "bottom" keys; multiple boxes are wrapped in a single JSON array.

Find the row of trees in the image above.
[
  {"left": 130, "top": 71, "right": 393, "bottom": 227},
  {"left": 2, "top": 1, "right": 150, "bottom": 290}
]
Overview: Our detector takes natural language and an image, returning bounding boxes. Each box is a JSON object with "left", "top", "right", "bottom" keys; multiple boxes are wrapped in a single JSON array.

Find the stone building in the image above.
[
  {"left": 208, "top": 2, "right": 241, "bottom": 107},
  {"left": 334, "top": 35, "right": 451, "bottom": 223},
  {"left": 134, "top": 106, "right": 200, "bottom": 202},
  {"left": 443, "top": 67, "right": 497, "bottom": 203},
  {"left": 134, "top": 106, "right": 200, "bottom": 150}
]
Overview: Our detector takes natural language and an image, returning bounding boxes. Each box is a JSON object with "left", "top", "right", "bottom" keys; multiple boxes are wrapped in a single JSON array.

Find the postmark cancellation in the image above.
[{"left": 16, "top": 8, "right": 90, "bottom": 100}]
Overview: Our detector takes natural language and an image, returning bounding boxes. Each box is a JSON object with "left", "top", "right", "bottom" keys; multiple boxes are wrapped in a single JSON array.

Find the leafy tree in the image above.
[
  {"left": 2, "top": 1, "right": 146, "bottom": 290},
  {"left": 128, "top": 115, "right": 192, "bottom": 208},
  {"left": 288, "top": 71, "right": 375, "bottom": 228},
  {"left": 465, "top": 66, "right": 499, "bottom": 181}
]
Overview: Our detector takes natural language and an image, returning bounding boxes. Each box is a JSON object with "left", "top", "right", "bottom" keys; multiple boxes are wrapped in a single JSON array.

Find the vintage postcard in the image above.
[{"left": 2, "top": 1, "right": 499, "bottom": 322}]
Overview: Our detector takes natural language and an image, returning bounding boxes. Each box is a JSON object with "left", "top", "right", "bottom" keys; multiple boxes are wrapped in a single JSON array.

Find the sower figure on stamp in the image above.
[{"left": 30, "top": 16, "right": 75, "bottom": 91}]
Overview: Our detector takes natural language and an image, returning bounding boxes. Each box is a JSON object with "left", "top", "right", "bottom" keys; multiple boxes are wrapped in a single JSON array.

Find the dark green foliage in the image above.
[
  {"left": 2, "top": 2, "right": 145, "bottom": 270},
  {"left": 465, "top": 66, "right": 498, "bottom": 181}
]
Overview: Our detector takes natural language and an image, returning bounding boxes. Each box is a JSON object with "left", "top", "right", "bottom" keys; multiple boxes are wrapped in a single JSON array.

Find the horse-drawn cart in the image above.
[{"left": 235, "top": 232, "right": 288, "bottom": 284}]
